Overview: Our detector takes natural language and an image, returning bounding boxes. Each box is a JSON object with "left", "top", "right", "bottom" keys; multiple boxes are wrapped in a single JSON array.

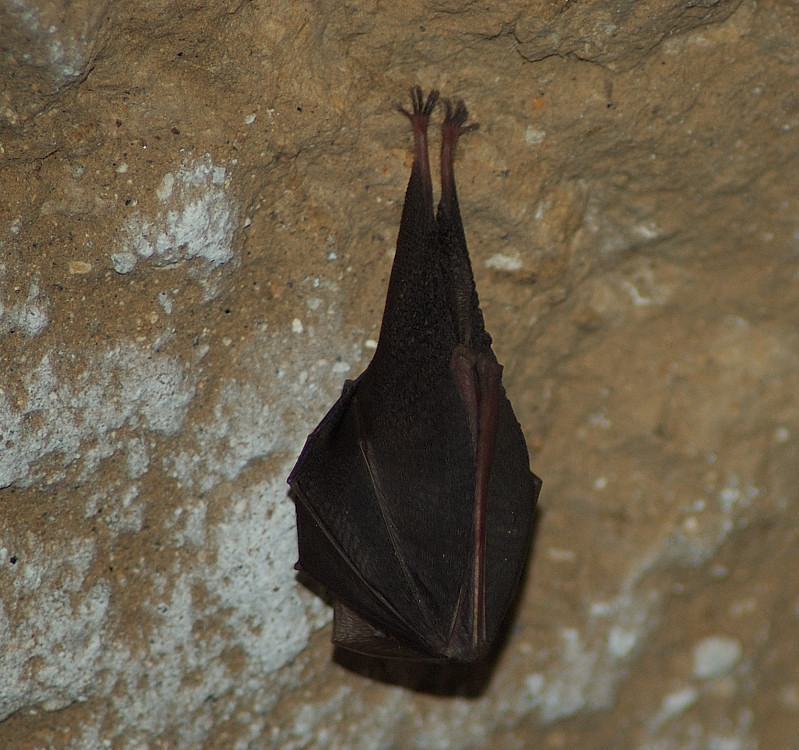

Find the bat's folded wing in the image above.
[
  {"left": 290, "top": 372, "right": 473, "bottom": 657},
  {"left": 289, "top": 367, "right": 539, "bottom": 662}
]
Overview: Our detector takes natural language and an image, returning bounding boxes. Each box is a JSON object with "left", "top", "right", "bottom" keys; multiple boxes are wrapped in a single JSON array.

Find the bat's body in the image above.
[{"left": 288, "top": 88, "right": 541, "bottom": 662}]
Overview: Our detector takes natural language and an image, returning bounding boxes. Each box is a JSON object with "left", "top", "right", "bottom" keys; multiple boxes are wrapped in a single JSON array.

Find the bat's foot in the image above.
[
  {"left": 397, "top": 86, "right": 436, "bottom": 208},
  {"left": 440, "top": 97, "right": 478, "bottom": 211},
  {"left": 396, "top": 85, "right": 439, "bottom": 122},
  {"left": 442, "top": 98, "right": 479, "bottom": 143}
]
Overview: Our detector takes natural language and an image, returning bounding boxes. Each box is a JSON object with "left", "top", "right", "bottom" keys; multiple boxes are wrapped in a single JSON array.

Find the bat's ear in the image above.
[
  {"left": 332, "top": 601, "right": 439, "bottom": 661},
  {"left": 332, "top": 601, "right": 383, "bottom": 644}
]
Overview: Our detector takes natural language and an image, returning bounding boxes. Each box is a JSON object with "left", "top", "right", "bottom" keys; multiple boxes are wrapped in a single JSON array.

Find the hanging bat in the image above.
[{"left": 288, "top": 87, "right": 542, "bottom": 663}]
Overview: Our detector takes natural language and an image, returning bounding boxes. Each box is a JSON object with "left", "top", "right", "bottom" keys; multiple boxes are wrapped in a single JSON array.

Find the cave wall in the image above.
[{"left": 1, "top": 0, "right": 798, "bottom": 747}]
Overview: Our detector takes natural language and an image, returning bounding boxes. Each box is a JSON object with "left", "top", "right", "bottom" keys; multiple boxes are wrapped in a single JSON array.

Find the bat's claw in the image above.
[
  {"left": 442, "top": 98, "right": 479, "bottom": 139},
  {"left": 397, "top": 86, "right": 439, "bottom": 120}
]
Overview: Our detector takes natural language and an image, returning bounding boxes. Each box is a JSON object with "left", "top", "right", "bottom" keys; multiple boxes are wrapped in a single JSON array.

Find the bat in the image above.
[{"left": 288, "top": 87, "right": 541, "bottom": 663}]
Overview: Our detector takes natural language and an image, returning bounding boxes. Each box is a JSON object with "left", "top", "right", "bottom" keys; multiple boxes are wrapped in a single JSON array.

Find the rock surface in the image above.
[{"left": 1, "top": 0, "right": 798, "bottom": 747}]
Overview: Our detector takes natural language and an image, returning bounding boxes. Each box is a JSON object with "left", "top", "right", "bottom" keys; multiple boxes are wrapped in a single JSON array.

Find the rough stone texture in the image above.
[{"left": 1, "top": 0, "right": 797, "bottom": 747}]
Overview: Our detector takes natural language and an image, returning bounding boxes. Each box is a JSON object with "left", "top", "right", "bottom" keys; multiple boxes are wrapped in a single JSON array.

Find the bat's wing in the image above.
[
  {"left": 289, "top": 358, "right": 538, "bottom": 662},
  {"left": 482, "top": 384, "right": 541, "bottom": 642},
  {"left": 290, "top": 363, "right": 482, "bottom": 660},
  {"left": 289, "top": 379, "right": 423, "bottom": 653},
  {"left": 431, "top": 97, "right": 541, "bottom": 656}
]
